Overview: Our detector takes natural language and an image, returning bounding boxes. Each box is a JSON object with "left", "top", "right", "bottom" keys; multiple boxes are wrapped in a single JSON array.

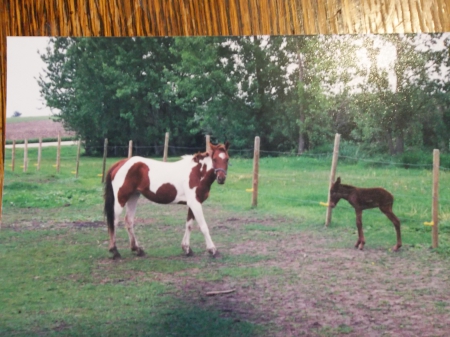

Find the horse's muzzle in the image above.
[
  {"left": 215, "top": 168, "right": 227, "bottom": 184},
  {"left": 217, "top": 176, "right": 226, "bottom": 184}
]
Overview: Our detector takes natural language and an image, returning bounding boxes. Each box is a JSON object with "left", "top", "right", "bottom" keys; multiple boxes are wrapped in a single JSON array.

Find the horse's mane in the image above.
[
  {"left": 180, "top": 152, "right": 208, "bottom": 162},
  {"left": 182, "top": 144, "right": 227, "bottom": 162}
]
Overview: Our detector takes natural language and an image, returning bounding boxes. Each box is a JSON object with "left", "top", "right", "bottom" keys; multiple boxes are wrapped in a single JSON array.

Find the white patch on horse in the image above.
[{"left": 219, "top": 152, "right": 226, "bottom": 159}]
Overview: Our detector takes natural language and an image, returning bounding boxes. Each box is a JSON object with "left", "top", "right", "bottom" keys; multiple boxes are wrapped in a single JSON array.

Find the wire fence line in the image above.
[
  {"left": 4, "top": 141, "right": 450, "bottom": 169},
  {"left": 4, "top": 138, "right": 449, "bottom": 224}
]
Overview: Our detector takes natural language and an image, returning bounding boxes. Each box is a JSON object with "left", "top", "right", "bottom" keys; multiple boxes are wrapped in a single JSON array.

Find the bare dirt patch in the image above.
[
  {"left": 173, "top": 218, "right": 450, "bottom": 337},
  {"left": 8, "top": 211, "right": 450, "bottom": 336},
  {"left": 6, "top": 119, "right": 74, "bottom": 140}
]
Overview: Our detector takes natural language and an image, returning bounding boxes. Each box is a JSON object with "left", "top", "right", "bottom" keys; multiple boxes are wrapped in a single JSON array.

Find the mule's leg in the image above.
[
  {"left": 355, "top": 209, "right": 365, "bottom": 250},
  {"left": 188, "top": 201, "right": 218, "bottom": 257},
  {"left": 109, "top": 204, "right": 124, "bottom": 259},
  {"left": 380, "top": 205, "right": 402, "bottom": 251},
  {"left": 125, "top": 193, "right": 145, "bottom": 256},
  {"left": 181, "top": 208, "right": 195, "bottom": 256}
]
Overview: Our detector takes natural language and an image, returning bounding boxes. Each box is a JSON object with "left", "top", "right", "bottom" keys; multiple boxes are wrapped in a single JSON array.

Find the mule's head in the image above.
[
  {"left": 329, "top": 176, "right": 342, "bottom": 208},
  {"left": 209, "top": 141, "right": 230, "bottom": 184}
]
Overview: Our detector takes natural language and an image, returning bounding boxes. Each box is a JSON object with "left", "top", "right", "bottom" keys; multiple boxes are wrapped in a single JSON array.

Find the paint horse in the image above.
[
  {"left": 329, "top": 177, "right": 402, "bottom": 251},
  {"left": 104, "top": 142, "right": 230, "bottom": 259}
]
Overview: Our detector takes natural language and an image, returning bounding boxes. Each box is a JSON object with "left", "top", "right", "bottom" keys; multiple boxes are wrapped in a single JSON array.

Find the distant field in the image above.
[{"left": 5, "top": 116, "right": 74, "bottom": 140}]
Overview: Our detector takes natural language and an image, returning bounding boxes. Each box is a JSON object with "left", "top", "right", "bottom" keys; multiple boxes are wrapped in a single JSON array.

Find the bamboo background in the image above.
[{"left": 1, "top": 0, "right": 449, "bottom": 217}]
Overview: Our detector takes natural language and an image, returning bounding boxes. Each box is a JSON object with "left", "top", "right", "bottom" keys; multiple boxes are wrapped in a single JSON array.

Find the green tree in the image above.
[
  {"left": 39, "top": 37, "right": 198, "bottom": 155},
  {"left": 357, "top": 34, "right": 438, "bottom": 155}
]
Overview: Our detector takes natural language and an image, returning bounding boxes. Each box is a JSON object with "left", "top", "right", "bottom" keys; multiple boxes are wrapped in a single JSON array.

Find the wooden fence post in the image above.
[
  {"left": 75, "top": 139, "right": 81, "bottom": 178},
  {"left": 128, "top": 140, "right": 133, "bottom": 158},
  {"left": 163, "top": 132, "right": 169, "bottom": 162},
  {"left": 101, "top": 138, "right": 108, "bottom": 183},
  {"left": 11, "top": 140, "right": 15, "bottom": 172},
  {"left": 432, "top": 149, "right": 440, "bottom": 248},
  {"left": 206, "top": 135, "right": 211, "bottom": 152},
  {"left": 23, "top": 139, "right": 28, "bottom": 172},
  {"left": 37, "top": 137, "right": 42, "bottom": 171},
  {"left": 56, "top": 132, "right": 61, "bottom": 173},
  {"left": 251, "top": 136, "right": 260, "bottom": 208},
  {"left": 325, "top": 133, "right": 341, "bottom": 227}
]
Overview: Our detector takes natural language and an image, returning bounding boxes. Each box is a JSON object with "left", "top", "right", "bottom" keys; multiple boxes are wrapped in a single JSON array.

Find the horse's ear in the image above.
[
  {"left": 224, "top": 141, "right": 230, "bottom": 151},
  {"left": 208, "top": 143, "right": 216, "bottom": 156},
  {"left": 336, "top": 177, "right": 341, "bottom": 184}
]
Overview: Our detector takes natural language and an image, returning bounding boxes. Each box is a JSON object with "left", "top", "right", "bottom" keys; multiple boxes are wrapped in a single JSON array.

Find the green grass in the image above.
[{"left": 2, "top": 146, "right": 450, "bottom": 335}]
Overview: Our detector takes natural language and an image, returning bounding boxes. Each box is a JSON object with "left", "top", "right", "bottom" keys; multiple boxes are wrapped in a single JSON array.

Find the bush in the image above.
[{"left": 400, "top": 150, "right": 433, "bottom": 169}]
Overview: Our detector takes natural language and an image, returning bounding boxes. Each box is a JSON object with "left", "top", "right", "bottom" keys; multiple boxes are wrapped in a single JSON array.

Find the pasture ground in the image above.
[{"left": 1, "top": 144, "right": 450, "bottom": 336}]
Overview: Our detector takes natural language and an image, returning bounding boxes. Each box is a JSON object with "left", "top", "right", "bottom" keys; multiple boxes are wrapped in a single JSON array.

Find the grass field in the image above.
[{"left": 2, "top": 145, "right": 450, "bottom": 336}]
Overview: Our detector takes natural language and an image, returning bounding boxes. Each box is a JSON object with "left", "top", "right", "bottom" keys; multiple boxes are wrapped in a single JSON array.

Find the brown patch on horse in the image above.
[
  {"left": 109, "top": 158, "right": 129, "bottom": 180},
  {"left": 192, "top": 151, "right": 209, "bottom": 163},
  {"left": 329, "top": 177, "right": 401, "bottom": 251},
  {"left": 189, "top": 163, "right": 209, "bottom": 189},
  {"left": 189, "top": 162, "right": 216, "bottom": 203},
  {"left": 117, "top": 162, "right": 177, "bottom": 207}
]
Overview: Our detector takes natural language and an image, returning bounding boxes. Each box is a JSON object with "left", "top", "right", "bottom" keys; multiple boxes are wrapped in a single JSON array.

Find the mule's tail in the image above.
[{"left": 104, "top": 167, "right": 115, "bottom": 234}]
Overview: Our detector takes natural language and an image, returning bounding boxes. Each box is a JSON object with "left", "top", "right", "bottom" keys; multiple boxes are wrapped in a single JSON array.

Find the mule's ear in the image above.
[{"left": 224, "top": 141, "right": 230, "bottom": 151}]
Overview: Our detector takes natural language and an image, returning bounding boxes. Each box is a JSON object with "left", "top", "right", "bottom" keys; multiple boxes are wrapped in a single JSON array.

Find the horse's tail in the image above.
[{"left": 104, "top": 166, "right": 116, "bottom": 234}]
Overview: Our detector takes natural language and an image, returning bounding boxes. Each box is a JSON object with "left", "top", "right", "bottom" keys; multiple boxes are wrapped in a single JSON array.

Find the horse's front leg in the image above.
[
  {"left": 355, "top": 209, "right": 365, "bottom": 250},
  {"left": 187, "top": 201, "right": 218, "bottom": 257},
  {"left": 181, "top": 208, "right": 195, "bottom": 256}
]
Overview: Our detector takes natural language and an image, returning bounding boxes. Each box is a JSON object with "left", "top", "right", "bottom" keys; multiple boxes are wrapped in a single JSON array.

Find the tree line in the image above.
[{"left": 38, "top": 34, "right": 450, "bottom": 156}]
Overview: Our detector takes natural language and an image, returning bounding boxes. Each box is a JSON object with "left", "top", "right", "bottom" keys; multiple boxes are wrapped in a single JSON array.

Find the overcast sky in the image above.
[{"left": 7, "top": 37, "right": 52, "bottom": 117}]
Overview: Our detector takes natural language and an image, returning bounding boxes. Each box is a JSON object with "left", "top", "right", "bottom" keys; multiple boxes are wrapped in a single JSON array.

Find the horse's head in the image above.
[
  {"left": 209, "top": 141, "right": 230, "bottom": 184},
  {"left": 329, "top": 176, "right": 342, "bottom": 208}
]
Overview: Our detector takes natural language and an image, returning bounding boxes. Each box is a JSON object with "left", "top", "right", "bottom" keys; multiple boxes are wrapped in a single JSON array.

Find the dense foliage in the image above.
[{"left": 39, "top": 34, "right": 450, "bottom": 156}]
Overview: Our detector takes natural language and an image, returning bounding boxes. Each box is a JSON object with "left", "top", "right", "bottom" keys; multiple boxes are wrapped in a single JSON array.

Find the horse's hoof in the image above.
[
  {"left": 392, "top": 245, "right": 401, "bottom": 252},
  {"left": 111, "top": 252, "right": 121, "bottom": 260},
  {"left": 209, "top": 250, "right": 222, "bottom": 259},
  {"left": 358, "top": 244, "right": 364, "bottom": 250},
  {"left": 135, "top": 248, "right": 146, "bottom": 257},
  {"left": 109, "top": 248, "right": 121, "bottom": 259},
  {"left": 185, "top": 247, "right": 194, "bottom": 257}
]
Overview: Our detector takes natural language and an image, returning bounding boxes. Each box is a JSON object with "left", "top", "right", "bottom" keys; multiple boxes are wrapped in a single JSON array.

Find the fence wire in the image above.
[{"left": 3, "top": 141, "right": 450, "bottom": 230}]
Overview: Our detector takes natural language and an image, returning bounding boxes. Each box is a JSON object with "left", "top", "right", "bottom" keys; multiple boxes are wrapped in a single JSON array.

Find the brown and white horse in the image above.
[{"left": 104, "top": 142, "right": 230, "bottom": 259}]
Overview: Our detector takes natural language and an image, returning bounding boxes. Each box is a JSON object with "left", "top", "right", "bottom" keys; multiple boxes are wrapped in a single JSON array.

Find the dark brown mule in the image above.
[{"left": 329, "top": 177, "right": 401, "bottom": 251}]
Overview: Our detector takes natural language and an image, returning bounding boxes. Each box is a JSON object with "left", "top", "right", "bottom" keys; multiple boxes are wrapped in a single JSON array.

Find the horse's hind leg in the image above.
[
  {"left": 181, "top": 208, "right": 195, "bottom": 256},
  {"left": 109, "top": 205, "right": 123, "bottom": 259},
  {"left": 355, "top": 210, "right": 365, "bottom": 250},
  {"left": 380, "top": 204, "right": 402, "bottom": 251},
  {"left": 125, "top": 193, "right": 145, "bottom": 256}
]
